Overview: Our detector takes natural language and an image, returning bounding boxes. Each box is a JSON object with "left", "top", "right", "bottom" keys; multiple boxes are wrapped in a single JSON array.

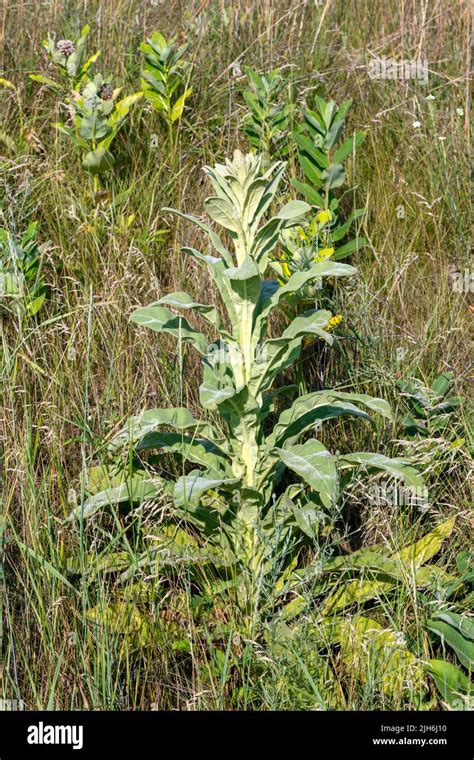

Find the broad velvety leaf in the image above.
[
  {"left": 173, "top": 471, "right": 240, "bottom": 507},
  {"left": 337, "top": 452, "right": 424, "bottom": 490},
  {"left": 277, "top": 440, "right": 338, "bottom": 509},
  {"left": 426, "top": 618, "right": 474, "bottom": 671},
  {"left": 69, "top": 475, "right": 162, "bottom": 521},
  {"left": 154, "top": 291, "right": 220, "bottom": 329},
  {"left": 130, "top": 305, "right": 208, "bottom": 354},
  {"left": 425, "top": 659, "right": 472, "bottom": 708}
]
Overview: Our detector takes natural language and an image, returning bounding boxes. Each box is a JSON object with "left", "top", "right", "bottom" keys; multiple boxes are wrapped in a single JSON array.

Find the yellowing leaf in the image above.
[
  {"left": 321, "top": 578, "right": 394, "bottom": 615},
  {"left": 334, "top": 615, "right": 424, "bottom": 697},
  {"left": 171, "top": 87, "right": 192, "bottom": 122},
  {"left": 0, "top": 77, "right": 15, "bottom": 89},
  {"left": 275, "top": 556, "right": 299, "bottom": 595},
  {"left": 87, "top": 603, "right": 151, "bottom": 647},
  {"left": 392, "top": 517, "right": 455, "bottom": 568},
  {"left": 321, "top": 518, "right": 456, "bottom": 614},
  {"left": 279, "top": 595, "right": 307, "bottom": 622}
]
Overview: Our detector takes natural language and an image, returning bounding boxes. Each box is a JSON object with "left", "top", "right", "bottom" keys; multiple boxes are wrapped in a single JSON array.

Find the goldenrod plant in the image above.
[
  {"left": 291, "top": 95, "right": 367, "bottom": 260},
  {"left": 30, "top": 24, "right": 100, "bottom": 92},
  {"left": 72, "top": 151, "right": 425, "bottom": 631},
  {"left": 140, "top": 32, "right": 192, "bottom": 132}
]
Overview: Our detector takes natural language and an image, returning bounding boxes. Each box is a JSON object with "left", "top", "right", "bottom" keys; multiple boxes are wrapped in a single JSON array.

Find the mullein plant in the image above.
[
  {"left": 290, "top": 94, "right": 367, "bottom": 261},
  {"left": 242, "top": 67, "right": 292, "bottom": 159},
  {"left": 30, "top": 25, "right": 100, "bottom": 92},
  {"left": 140, "top": 32, "right": 192, "bottom": 141},
  {"left": 71, "top": 151, "right": 425, "bottom": 636}
]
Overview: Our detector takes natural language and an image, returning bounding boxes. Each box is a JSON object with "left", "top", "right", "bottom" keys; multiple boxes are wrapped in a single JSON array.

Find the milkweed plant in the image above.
[{"left": 31, "top": 27, "right": 142, "bottom": 186}]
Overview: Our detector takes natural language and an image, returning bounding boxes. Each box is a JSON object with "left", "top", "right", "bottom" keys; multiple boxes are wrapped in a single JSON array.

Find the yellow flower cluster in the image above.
[
  {"left": 276, "top": 208, "right": 335, "bottom": 283},
  {"left": 314, "top": 246, "right": 334, "bottom": 263},
  {"left": 326, "top": 314, "right": 343, "bottom": 330},
  {"left": 295, "top": 209, "right": 333, "bottom": 243},
  {"left": 315, "top": 209, "right": 333, "bottom": 225}
]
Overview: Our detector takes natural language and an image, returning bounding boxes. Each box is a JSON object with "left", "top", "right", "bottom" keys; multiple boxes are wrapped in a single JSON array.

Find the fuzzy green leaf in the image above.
[
  {"left": 277, "top": 440, "right": 339, "bottom": 509},
  {"left": 130, "top": 305, "right": 208, "bottom": 354}
]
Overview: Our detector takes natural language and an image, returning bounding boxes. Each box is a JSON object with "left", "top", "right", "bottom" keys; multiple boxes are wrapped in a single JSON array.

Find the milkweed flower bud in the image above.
[
  {"left": 98, "top": 83, "right": 114, "bottom": 101},
  {"left": 57, "top": 39, "right": 75, "bottom": 56}
]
